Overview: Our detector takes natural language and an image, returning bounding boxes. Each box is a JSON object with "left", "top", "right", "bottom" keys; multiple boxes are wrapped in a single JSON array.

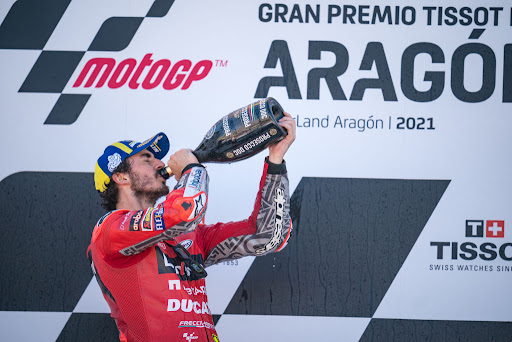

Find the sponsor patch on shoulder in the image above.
[
  {"left": 141, "top": 207, "right": 155, "bottom": 231},
  {"left": 153, "top": 205, "right": 165, "bottom": 231},
  {"left": 129, "top": 210, "right": 145, "bottom": 231}
]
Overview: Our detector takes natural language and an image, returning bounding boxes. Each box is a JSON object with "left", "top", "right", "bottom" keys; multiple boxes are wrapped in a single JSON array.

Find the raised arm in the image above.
[{"left": 199, "top": 158, "right": 292, "bottom": 267}]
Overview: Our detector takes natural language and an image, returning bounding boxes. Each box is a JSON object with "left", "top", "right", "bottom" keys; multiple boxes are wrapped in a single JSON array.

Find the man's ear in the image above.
[{"left": 112, "top": 172, "right": 130, "bottom": 186}]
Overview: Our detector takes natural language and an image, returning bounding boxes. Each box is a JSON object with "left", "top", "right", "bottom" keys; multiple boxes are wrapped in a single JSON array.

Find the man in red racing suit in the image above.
[{"left": 88, "top": 113, "right": 295, "bottom": 341}]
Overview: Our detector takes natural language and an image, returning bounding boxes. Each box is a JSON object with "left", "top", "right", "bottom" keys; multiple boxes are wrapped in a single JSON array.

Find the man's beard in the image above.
[{"left": 129, "top": 169, "right": 170, "bottom": 205}]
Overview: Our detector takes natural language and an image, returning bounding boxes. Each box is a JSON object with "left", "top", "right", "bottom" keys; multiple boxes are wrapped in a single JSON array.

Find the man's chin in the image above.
[
  {"left": 161, "top": 185, "right": 170, "bottom": 197},
  {"left": 154, "top": 188, "right": 169, "bottom": 206},
  {"left": 153, "top": 185, "right": 170, "bottom": 200},
  {"left": 134, "top": 186, "right": 169, "bottom": 206}
]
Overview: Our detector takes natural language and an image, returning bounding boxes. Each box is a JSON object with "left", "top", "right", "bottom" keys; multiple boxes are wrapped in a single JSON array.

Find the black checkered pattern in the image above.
[{"left": 0, "top": 0, "right": 175, "bottom": 125}]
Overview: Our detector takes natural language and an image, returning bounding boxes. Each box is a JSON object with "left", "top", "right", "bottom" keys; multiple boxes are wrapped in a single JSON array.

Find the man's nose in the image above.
[{"left": 155, "top": 159, "right": 165, "bottom": 169}]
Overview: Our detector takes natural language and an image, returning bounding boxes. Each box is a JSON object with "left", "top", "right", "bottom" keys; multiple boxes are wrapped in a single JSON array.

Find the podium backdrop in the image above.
[{"left": 0, "top": 0, "right": 511, "bottom": 341}]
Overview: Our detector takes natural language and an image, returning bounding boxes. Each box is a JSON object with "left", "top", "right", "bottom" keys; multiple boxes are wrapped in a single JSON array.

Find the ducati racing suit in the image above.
[{"left": 87, "top": 159, "right": 292, "bottom": 342}]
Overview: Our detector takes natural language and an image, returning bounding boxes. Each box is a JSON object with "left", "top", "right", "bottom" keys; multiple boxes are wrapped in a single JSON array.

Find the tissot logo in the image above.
[
  {"left": 466, "top": 220, "right": 505, "bottom": 238},
  {"left": 430, "top": 220, "right": 511, "bottom": 261}
]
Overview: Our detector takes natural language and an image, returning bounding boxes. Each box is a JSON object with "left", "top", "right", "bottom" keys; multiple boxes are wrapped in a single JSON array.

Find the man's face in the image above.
[{"left": 127, "top": 149, "right": 169, "bottom": 204}]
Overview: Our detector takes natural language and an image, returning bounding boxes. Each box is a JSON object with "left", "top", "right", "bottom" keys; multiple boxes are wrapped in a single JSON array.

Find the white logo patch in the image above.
[
  {"left": 107, "top": 153, "right": 122, "bottom": 172},
  {"left": 180, "top": 239, "right": 193, "bottom": 250}
]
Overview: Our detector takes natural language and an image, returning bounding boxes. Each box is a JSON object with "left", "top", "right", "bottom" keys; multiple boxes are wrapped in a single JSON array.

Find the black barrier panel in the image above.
[
  {"left": 56, "top": 313, "right": 119, "bottom": 342},
  {"left": 0, "top": 172, "right": 104, "bottom": 312},
  {"left": 225, "top": 177, "right": 450, "bottom": 317},
  {"left": 360, "top": 319, "right": 512, "bottom": 341}
]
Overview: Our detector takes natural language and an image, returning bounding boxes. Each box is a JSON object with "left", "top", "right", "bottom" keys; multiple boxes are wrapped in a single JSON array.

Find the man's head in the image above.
[{"left": 95, "top": 133, "right": 170, "bottom": 211}]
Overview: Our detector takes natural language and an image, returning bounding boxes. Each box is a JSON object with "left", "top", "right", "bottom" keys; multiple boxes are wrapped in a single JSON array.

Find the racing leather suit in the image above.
[{"left": 87, "top": 159, "right": 292, "bottom": 342}]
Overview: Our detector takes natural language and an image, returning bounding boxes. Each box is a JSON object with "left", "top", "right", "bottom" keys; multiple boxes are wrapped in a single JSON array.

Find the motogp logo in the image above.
[
  {"left": 183, "top": 332, "right": 199, "bottom": 341},
  {"left": 72, "top": 54, "right": 212, "bottom": 91}
]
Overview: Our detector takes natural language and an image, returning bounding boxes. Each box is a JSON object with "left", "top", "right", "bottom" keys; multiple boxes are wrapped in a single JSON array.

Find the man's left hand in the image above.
[{"left": 268, "top": 111, "right": 296, "bottom": 164}]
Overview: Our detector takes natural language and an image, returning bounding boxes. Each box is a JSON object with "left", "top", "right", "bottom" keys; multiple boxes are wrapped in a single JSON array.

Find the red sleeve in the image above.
[
  {"left": 195, "top": 159, "right": 292, "bottom": 267},
  {"left": 197, "top": 163, "right": 266, "bottom": 253}
]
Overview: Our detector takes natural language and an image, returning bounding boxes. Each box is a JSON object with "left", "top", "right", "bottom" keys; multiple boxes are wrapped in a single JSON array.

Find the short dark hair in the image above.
[{"left": 98, "top": 158, "right": 132, "bottom": 211}]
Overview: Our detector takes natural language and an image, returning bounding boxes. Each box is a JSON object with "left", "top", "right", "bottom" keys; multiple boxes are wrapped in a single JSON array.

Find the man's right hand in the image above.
[{"left": 167, "top": 149, "right": 199, "bottom": 180}]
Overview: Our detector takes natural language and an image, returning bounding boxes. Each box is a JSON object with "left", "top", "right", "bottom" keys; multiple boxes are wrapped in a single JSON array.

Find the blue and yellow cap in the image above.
[{"left": 94, "top": 132, "right": 170, "bottom": 192}]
